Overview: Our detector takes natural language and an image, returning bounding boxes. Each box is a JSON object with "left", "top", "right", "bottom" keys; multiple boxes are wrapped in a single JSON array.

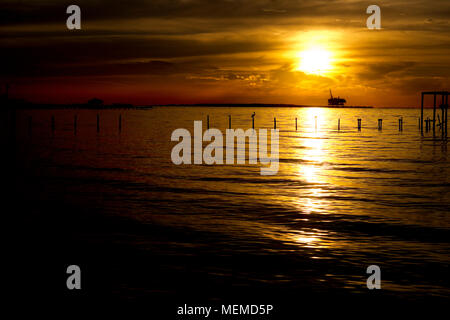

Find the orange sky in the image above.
[{"left": 1, "top": 0, "right": 449, "bottom": 106}]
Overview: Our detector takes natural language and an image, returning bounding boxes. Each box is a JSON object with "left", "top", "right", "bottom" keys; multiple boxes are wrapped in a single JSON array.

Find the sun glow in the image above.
[{"left": 296, "top": 47, "right": 333, "bottom": 75}]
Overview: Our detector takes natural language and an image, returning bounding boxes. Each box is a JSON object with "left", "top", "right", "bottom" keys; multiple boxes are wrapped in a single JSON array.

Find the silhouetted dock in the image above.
[{"left": 420, "top": 91, "right": 448, "bottom": 138}]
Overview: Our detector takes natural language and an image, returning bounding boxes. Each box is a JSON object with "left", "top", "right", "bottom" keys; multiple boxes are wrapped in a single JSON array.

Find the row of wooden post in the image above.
[
  {"left": 204, "top": 115, "right": 406, "bottom": 131},
  {"left": 29, "top": 114, "right": 409, "bottom": 134},
  {"left": 26, "top": 114, "right": 124, "bottom": 135}
]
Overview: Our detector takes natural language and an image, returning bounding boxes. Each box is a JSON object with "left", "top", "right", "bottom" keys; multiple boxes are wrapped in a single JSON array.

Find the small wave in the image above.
[
  {"left": 49, "top": 163, "right": 129, "bottom": 173},
  {"left": 332, "top": 166, "right": 415, "bottom": 174}
]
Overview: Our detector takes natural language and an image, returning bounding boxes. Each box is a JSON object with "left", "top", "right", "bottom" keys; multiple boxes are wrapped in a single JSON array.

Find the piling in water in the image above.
[
  {"left": 207, "top": 115, "right": 210, "bottom": 129},
  {"left": 433, "top": 94, "right": 437, "bottom": 132},
  {"left": 399, "top": 118, "right": 403, "bottom": 131},
  {"left": 274, "top": 117, "right": 276, "bottom": 130},
  {"left": 421, "top": 91, "right": 449, "bottom": 139},
  {"left": 444, "top": 93, "right": 448, "bottom": 138},
  {"left": 445, "top": 111, "right": 448, "bottom": 136},
  {"left": 228, "top": 115, "right": 231, "bottom": 129},
  {"left": 295, "top": 117, "right": 297, "bottom": 131},
  {"left": 378, "top": 119, "right": 383, "bottom": 131},
  {"left": 421, "top": 93, "right": 424, "bottom": 134},
  {"left": 338, "top": 118, "right": 340, "bottom": 131},
  {"left": 357, "top": 119, "right": 362, "bottom": 131},
  {"left": 445, "top": 97, "right": 448, "bottom": 138}
]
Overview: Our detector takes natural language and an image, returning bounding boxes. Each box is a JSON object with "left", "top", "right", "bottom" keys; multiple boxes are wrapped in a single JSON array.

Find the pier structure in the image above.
[{"left": 421, "top": 91, "right": 448, "bottom": 138}]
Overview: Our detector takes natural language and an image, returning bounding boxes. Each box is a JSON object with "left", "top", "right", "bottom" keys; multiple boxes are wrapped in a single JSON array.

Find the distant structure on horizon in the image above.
[
  {"left": 88, "top": 98, "right": 104, "bottom": 107},
  {"left": 328, "top": 89, "right": 346, "bottom": 106}
]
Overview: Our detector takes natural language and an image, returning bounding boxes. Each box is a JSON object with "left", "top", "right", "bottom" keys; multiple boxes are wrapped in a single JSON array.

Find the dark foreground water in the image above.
[{"left": 11, "top": 107, "right": 450, "bottom": 313}]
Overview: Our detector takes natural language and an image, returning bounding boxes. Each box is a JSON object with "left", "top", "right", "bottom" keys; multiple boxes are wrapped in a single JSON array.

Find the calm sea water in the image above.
[{"left": 13, "top": 107, "right": 450, "bottom": 305}]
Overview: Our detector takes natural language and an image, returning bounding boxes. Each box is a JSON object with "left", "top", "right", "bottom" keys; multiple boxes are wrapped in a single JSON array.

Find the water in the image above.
[{"left": 13, "top": 107, "right": 450, "bottom": 308}]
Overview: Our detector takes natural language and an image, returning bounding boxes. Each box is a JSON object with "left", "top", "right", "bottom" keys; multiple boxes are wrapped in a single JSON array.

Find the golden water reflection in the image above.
[{"left": 293, "top": 108, "right": 329, "bottom": 216}]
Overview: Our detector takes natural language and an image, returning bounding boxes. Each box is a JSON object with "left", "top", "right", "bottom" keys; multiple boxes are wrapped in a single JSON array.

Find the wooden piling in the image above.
[
  {"left": 295, "top": 117, "right": 297, "bottom": 131},
  {"left": 445, "top": 95, "right": 448, "bottom": 138},
  {"left": 378, "top": 119, "right": 382, "bottom": 131},
  {"left": 421, "top": 92, "right": 424, "bottom": 134},
  {"left": 228, "top": 115, "right": 231, "bottom": 129},
  {"left": 252, "top": 117, "right": 254, "bottom": 129},
  {"left": 433, "top": 94, "right": 437, "bottom": 132},
  {"left": 445, "top": 94, "right": 448, "bottom": 135},
  {"left": 399, "top": 118, "right": 403, "bottom": 131},
  {"left": 338, "top": 118, "right": 340, "bottom": 131},
  {"left": 274, "top": 117, "right": 276, "bottom": 130},
  {"left": 207, "top": 115, "right": 210, "bottom": 129},
  {"left": 357, "top": 118, "right": 362, "bottom": 131}
]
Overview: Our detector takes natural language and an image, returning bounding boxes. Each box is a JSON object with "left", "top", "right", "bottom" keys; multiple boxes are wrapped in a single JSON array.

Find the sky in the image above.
[{"left": 0, "top": 0, "right": 449, "bottom": 106}]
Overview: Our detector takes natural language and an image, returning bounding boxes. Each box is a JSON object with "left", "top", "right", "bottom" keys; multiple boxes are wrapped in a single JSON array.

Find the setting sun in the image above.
[{"left": 296, "top": 48, "right": 333, "bottom": 75}]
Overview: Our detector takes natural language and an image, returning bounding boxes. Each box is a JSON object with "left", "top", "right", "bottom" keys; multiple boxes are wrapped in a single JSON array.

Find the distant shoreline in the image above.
[
  {"left": 152, "top": 103, "right": 374, "bottom": 108},
  {"left": 1, "top": 103, "right": 152, "bottom": 110}
]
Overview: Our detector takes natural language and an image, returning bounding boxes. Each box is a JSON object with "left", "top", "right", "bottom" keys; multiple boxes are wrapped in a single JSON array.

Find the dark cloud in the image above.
[
  {"left": 0, "top": 0, "right": 356, "bottom": 25},
  {"left": 356, "top": 61, "right": 416, "bottom": 81},
  {"left": 0, "top": 35, "right": 282, "bottom": 78},
  {"left": 1, "top": 0, "right": 448, "bottom": 25},
  {"left": 2, "top": 60, "right": 182, "bottom": 78}
]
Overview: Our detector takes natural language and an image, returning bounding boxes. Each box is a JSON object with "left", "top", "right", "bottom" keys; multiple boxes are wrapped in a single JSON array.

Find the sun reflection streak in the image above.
[
  {"left": 296, "top": 235, "right": 319, "bottom": 246},
  {"left": 294, "top": 108, "right": 329, "bottom": 215},
  {"left": 298, "top": 108, "right": 326, "bottom": 184},
  {"left": 290, "top": 230, "right": 331, "bottom": 249}
]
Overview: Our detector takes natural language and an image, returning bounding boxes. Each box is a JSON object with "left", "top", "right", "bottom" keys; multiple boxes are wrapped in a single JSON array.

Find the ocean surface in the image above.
[{"left": 12, "top": 107, "right": 450, "bottom": 309}]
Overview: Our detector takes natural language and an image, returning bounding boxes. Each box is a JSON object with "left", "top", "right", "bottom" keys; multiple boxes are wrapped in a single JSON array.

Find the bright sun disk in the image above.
[{"left": 296, "top": 48, "right": 332, "bottom": 75}]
